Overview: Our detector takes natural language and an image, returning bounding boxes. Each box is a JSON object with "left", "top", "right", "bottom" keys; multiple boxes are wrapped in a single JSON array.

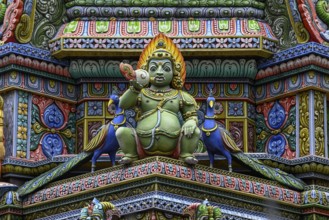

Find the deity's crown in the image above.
[{"left": 137, "top": 33, "right": 186, "bottom": 89}]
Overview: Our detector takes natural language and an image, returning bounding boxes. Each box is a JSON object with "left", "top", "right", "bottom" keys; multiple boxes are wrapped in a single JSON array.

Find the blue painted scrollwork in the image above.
[
  {"left": 43, "top": 103, "right": 65, "bottom": 128},
  {"left": 41, "top": 133, "right": 63, "bottom": 158},
  {"left": 268, "top": 102, "right": 285, "bottom": 129},
  {"left": 268, "top": 134, "right": 286, "bottom": 157}
]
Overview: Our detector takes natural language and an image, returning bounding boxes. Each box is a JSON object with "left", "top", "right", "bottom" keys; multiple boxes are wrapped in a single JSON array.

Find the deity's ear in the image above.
[{"left": 174, "top": 62, "right": 182, "bottom": 72}]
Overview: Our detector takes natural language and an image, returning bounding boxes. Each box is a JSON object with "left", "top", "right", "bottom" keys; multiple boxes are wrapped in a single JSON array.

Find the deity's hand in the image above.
[
  {"left": 129, "top": 69, "right": 150, "bottom": 90},
  {"left": 182, "top": 119, "right": 197, "bottom": 138},
  {"left": 129, "top": 79, "right": 144, "bottom": 91},
  {"left": 120, "top": 62, "right": 150, "bottom": 90}
]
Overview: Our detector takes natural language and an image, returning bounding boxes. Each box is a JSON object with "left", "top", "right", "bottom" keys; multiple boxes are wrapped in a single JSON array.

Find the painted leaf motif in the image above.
[
  {"left": 159, "top": 21, "right": 172, "bottom": 33},
  {"left": 188, "top": 20, "right": 200, "bottom": 32},
  {"left": 248, "top": 20, "right": 260, "bottom": 31},
  {"left": 96, "top": 21, "right": 109, "bottom": 33},
  {"left": 63, "top": 21, "right": 78, "bottom": 34},
  {"left": 127, "top": 21, "right": 141, "bottom": 33},
  {"left": 218, "top": 20, "right": 229, "bottom": 30}
]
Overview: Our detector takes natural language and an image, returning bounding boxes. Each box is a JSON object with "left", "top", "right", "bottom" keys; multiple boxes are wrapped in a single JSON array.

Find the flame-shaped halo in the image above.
[{"left": 137, "top": 33, "right": 186, "bottom": 89}]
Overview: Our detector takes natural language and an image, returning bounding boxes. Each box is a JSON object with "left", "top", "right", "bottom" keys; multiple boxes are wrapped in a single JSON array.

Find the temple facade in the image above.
[{"left": 0, "top": 0, "right": 329, "bottom": 219}]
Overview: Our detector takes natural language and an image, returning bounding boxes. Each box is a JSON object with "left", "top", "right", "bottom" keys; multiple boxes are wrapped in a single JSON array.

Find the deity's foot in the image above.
[
  {"left": 183, "top": 156, "right": 198, "bottom": 165},
  {"left": 119, "top": 156, "right": 136, "bottom": 165}
]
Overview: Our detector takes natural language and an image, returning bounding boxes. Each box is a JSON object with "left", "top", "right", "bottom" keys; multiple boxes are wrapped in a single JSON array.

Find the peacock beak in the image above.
[
  {"left": 108, "top": 99, "right": 113, "bottom": 107},
  {"left": 209, "top": 100, "right": 214, "bottom": 108}
]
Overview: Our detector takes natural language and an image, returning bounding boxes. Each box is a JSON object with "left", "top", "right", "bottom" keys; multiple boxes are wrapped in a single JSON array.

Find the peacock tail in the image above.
[
  {"left": 84, "top": 124, "right": 110, "bottom": 151},
  {"left": 232, "top": 152, "right": 306, "bottom": 191},
  {"left": 17, "top": 151, "right": 92, "bottom": 197},
  {"left": 17, "top": 125, "right": 111, "bottom": 197},
  {"left": 219, "top": 127, "right": 241, "bottom": 153}
]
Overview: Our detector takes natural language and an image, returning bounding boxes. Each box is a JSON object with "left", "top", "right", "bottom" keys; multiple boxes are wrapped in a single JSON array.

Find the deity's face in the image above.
[{"left": 148, "top": 58, "right": 173, "bottom": 87}]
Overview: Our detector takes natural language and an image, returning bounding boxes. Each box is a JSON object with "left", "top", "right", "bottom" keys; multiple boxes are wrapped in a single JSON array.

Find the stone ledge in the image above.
[
  {"left": 50, "top": 37, "right": 275, "bottom": 59},
  {"left": 22, "top": 157, "right": 300, "bottom": 208},
  {"left": 64, "top": 0, "right": 266, "bottom": 9},
  {"left": 0, "top": 43, "right": 68, "bottom": 66},
  {"left": 258, "top": 43, "right": 329, "bottom": 69},
  {"left": 6, "top": 154, "right": 329, "bottom": 179}
]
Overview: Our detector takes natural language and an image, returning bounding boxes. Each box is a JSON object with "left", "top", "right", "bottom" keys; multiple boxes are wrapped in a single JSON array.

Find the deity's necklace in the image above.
[
  {"left": 149, "top": 88, "right": 172, "bottom": 93},
  {"left": 142, "top": 88, "right": 178, "bottom": 100}
]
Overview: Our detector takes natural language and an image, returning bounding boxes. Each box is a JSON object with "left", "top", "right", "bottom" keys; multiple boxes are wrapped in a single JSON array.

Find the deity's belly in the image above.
[{"left": 136, "top": 110, "right": 181, "bottom": 154}]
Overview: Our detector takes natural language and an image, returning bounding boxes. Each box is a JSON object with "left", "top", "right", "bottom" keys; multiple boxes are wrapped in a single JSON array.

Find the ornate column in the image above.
[
  {"left": 0, "top": 95, "right": 4, "bottom": 160},
  {"left": 297, "top": 90, "right": 326, "bottom": 157},
  {"left": 2, "top": 90, "right": 31, "bottom": 159}
]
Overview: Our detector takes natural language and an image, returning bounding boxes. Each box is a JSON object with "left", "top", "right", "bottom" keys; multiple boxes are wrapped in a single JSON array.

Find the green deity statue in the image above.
[{"left": 117, "top": 34, "right": 200, "bottom": 165}]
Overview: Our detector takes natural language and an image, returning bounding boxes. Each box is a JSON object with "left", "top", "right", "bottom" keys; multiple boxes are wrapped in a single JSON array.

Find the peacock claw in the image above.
[
  {"left": 91, "top": 165, "right": 96, "bottom": 173},
  {"left": 184, "top": 157, "right": 198, "bottom": 165},
  {"left": 228, "top": 165, "right": 232, "bottom": 172}
]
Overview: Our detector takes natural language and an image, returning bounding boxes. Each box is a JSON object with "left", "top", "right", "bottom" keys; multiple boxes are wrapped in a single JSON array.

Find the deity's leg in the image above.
[
  {"left": 179, "top": 127, "right": 200, "bottom": 164},
  {"left": 116, "top": 127, "right": 138, "bottom": 164}
]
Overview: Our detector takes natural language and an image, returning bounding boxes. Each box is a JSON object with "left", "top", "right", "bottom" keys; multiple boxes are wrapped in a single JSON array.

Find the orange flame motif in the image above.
[{"left": 137, "top": 33, "right": 186, "bottom": 86}]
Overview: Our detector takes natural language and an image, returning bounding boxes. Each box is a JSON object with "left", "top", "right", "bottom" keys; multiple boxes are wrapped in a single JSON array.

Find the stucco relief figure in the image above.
[
  {"left": 80, "top": 198, "right": 119, "bottom": 220},
  {"left": 117, "top": 34, "right": 200, "bottom": 165}
]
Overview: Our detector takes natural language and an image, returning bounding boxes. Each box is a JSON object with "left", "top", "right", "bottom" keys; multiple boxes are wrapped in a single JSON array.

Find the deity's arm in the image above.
[
  {"left": 180, "top": 91, "right": 199, "bottom": 124},
  {"left": 119, "top": 86, "right": 141, "bottom": 109}
]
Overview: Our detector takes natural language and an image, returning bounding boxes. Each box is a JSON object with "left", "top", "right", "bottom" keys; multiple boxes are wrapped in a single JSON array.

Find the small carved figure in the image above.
[
  {"left": 183, "top": 199, "right": 222, "bottom": 220},
  {"left": 80, "top": 198, "right": 119, "bottom": 220},
  {"left": 116, "top": 34, "right": 200, "bottom": 165}
]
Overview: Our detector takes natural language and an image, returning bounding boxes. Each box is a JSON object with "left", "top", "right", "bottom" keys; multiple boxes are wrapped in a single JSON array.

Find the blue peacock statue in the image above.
[
  {"left": 84, "top": 94, "right": 126, "bottom": 172},
  {"left": 17, "top": 94, "right": 125, "bottom": 197},
  {"left": 201, "top": 93, "right": 306, "bottom": 191}
]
